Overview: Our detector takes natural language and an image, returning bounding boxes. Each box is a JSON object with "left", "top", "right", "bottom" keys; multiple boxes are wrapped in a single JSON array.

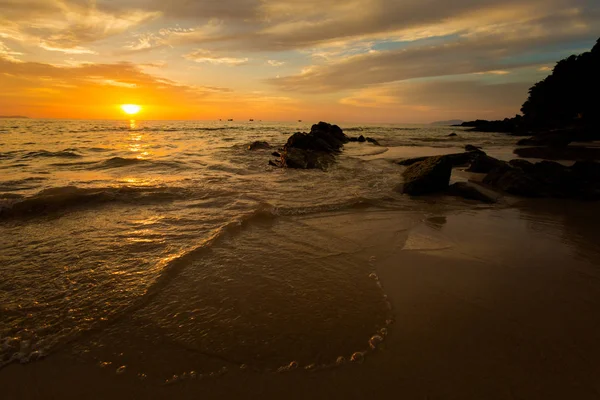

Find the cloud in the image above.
[
  {"left": 184, "top": 49, "right": 249, "bottom": 66},
  {"left": 267, "top": 14, "right": 599, "bottom": 94},
  {"left": 340, "top": 79, "right": 531, "bottom": 120},
  {"left": 267, "top": 60, "right": 285, "bottom": 67},
  {"left": 146, "top": 0, "right": 598, "bottom": 52},
  {"left": 0, "top": 0, "right": 160, "bottom": 53},
  {"left": 0, "top": 40, "right": 23, "bottom": 62},
  {"left": 0, "top": 56, "right": 299, "bottom": 119}
]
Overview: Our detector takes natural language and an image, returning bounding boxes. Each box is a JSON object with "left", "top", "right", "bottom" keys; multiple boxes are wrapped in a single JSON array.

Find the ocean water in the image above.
[{"left": 0, "top": 119, "right": 518, "bottom": 377}]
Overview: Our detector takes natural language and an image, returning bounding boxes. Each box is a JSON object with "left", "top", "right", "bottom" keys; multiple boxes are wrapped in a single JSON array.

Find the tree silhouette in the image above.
[{"left": 521, "top": 38, "right": 600, "bottom": 129}]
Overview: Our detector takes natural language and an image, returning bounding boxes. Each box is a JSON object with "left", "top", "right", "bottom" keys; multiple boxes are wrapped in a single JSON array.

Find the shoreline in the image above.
[{"left": 3, "top": 198, "right": 600, "bottom": 399}]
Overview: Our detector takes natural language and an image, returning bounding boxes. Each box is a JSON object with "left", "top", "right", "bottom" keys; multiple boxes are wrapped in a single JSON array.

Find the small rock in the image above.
[
  {"left": 448, "top": 133, "right": 458, "bottom": 137},
  {"left": 357, "top": 135, "right": 366, "bottom": 143},
  {"left": 271, "top": 151, "right": 281, "bottom": 157},
  {"left": 248, "top": 141, "right": 270, "bottom": 151}
]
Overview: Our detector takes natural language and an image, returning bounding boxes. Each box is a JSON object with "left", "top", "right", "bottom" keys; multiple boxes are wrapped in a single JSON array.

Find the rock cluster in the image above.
[{"left": 267, "top": 122, "right": 381, "bottom": 169}]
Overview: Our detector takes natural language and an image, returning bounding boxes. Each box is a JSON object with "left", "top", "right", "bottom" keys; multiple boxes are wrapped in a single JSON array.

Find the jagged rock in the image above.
[
  {"left": 278, "top": 122, "right": 348, "bottom": 169},
  {"left": 248, "top": 141, "right": 270, "bottom": 150},
  {"left": 448, "top": 182, "right": 498, "bottom": 203},
  {"left": 399, "top": 156, "right": 452, "bottom": 195},
  {"left": 366, "top": 137, "right": 381, "bottom": 146},
  {"left": 466, "top": 154, "right": 507, "bottom": 173},
  {"left": 358, "top": 135, "right": 366, "bottom": 143},
  {"left": 282, "top": 147, "right": 335, "bottom": 169}
]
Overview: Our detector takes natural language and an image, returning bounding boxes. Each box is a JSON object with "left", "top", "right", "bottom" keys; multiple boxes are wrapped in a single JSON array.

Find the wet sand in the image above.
[{"left": 3, "top": 200, "right": 600, "bottom": 399}]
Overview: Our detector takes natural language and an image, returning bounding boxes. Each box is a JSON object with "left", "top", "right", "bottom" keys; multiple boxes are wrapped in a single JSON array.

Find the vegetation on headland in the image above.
[{"left": 460, "top": 37, "right": 600, "bottom": 134}]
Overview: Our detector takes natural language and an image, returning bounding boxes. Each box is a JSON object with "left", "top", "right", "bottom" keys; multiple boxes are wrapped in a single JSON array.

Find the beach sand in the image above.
[{"left": 2, "top": 199, "right": 600, "bottom": 399}]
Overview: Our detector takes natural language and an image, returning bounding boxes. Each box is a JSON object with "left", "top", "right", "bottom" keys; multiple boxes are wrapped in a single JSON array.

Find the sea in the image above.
[{"left": 0, "top": 118, "right": 532, "bottom": 380}]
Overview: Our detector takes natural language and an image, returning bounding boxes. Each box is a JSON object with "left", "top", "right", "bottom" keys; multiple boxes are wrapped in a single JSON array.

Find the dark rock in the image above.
[
  {"left": 278, "top": 122, "right": 347, "bottom": 169},
  {"left": 517, "top": 135, "right": 572, "bottom": 147},
  {"left": 460, "top": 117, "right": 521, "bottom": 133},
  {"left": 268, "top": 160, "right": 282, "bottom": 167},
  {"left": 365, "top": 137, "right": 380, "bottom": 146},
  {"left": 396, "top": 152, "right": 480, "bottom": 168},
  {"left": 448, "top": 133, "right": 458, "bottom": 137},
  {"left": 357, "top": 135, "right": 366, "bottom": 143},
  {"left": 271, "top": 151, "right": 281, "bottom": 157},
  {"left": 466, "top": 154, "right": 507, "bottom": 173},
  {"left": 448, "top": 182, "right": 498, "bottom": 203},
  {"left": 571, "top": 161, "right": 600, "bottom": 182},
  {"left": 465, "top": 144, "right": 483, "bottom": 152},
  {"left": 483, "top": 168, "right": 544, "bottom": 197},
  {"left": 508, "top": 159, "right": 535, "bottom": 172},
  {"left": 483, "top": 159, "right": 600, "bottom": 199},
  {"left": 399, "top": 156, "right": 452, "bottom": 195},
  {"left": 348, "top": 137, "right": 359, "bottom": 142},
  {"left": 282, "top": 147, "right": 335, "bottom": 170},
  {"left": 248, "top": 141, "right": 270, "bottom": 150},
  {"left": 513, "top": 146, "right": 600, "bottom": 161}
]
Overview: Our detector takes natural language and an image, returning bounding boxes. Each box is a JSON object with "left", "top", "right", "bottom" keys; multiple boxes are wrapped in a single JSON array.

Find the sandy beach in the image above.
[{"left": 3, "top": 197, "right": 600, "bottom": 399}]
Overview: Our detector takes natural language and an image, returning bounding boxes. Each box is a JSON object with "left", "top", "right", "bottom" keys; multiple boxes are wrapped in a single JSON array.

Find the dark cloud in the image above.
[{"left": 267, "top": 15, "right": 599, "bottom": 93}]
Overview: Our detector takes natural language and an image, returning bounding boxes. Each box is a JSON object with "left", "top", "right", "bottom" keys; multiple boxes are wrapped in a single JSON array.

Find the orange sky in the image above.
[{"left": 0, "top": 0, "right": 598, "bottom": 122}]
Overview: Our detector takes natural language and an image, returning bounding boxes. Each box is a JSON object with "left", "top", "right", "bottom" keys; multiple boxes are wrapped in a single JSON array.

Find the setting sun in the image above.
[{"left": 121, "top": 104, "right": 141, "bottom": 115}]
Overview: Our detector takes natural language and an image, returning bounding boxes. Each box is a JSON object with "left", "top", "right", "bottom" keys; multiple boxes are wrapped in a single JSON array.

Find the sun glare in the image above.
[{"left": 121, "top": 104, "right": 141, "bottom": 115}]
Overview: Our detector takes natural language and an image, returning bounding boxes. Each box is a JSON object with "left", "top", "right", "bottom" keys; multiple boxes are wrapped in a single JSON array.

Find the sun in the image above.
[{"left": 121, "top": 104, "right": 141, "bottom": 115}]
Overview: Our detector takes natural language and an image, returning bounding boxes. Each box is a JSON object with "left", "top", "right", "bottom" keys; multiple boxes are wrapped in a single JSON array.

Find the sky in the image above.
[{"left": 0, "top": 0, "right": 599, "bottom": 123}]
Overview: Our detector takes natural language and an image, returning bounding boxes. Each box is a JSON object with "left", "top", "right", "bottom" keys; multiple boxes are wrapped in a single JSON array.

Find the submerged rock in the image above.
[
  {"left": 248, "top": 141, "right": 270, "bottom": 151},
  {"left": 399, "top": 156, "right": 452, "bottom": 195},
  {"left": 366, "top": 137, "right": 381, "bottom": 146},
  {"left": 448, "top": 133, "right": 458, "bottom": 137}
]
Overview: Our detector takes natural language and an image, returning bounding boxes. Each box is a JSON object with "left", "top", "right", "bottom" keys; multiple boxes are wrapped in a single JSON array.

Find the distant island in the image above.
[
  {"left": 0, "top": 115, "right": 29, "bottom": 119},
  {"left": 430, "top": 119, "right": 464, "bottom": 126}
]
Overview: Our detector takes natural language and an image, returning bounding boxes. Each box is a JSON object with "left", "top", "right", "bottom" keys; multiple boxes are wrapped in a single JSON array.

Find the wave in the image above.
[
  {"left": 21, "top": 150, "right": 82, "bottom": 159},
  {"left": 0, "top": 185, "right": 193, "bottom": 220},
  {"left": 89, "top": 157, "right": 189, "bottom": 170}
]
